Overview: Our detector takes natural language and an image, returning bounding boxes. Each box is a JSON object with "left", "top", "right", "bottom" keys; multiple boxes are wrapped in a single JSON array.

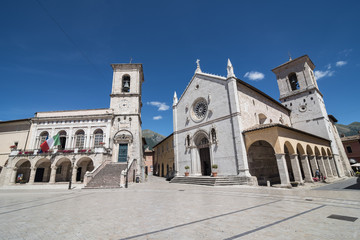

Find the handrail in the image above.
[{"left": 84, "top": 160, "right": 110, "bottom": 186}]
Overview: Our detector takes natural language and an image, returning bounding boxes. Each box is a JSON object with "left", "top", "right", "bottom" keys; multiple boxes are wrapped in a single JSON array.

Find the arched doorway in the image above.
[
  {"left": 195, "top": 134, "right": 211, "bottom": 176},
  {"left": 248, "top": 140, "right": 279, "bottom": 185},
  {"left": 15, "top": 159, "right": 31, "bottom": 183},
  {"left": 55, "top": 158, "right": 72, "bottom": 182},
  {"left": 35, "top": 159, "right": 51, "bottom": 182},
  {"left": 76, "top": 157, "right": 94, "bottom": 182}
]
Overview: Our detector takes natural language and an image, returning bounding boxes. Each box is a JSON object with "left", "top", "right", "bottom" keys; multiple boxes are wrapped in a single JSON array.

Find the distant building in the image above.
[
  {"left": 341, "top": 134, "right": 360, "bottom": 163},
  {"left": 0, "top": 63, "right": 144, "bottom": 188},
  {"left": 153, "top": 134, "right": 174, "bottom": 178},
  {"left": 172, "top": 55, "right": 352, "bottom": 187},
  {"left": 144, "top": 147, "right": 154, "bottom": 175}
]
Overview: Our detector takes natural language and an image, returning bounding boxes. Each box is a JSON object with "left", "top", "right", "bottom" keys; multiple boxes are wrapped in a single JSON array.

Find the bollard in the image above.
[{"left": 267, "top": 180, "right": 271, "bottom": 187}]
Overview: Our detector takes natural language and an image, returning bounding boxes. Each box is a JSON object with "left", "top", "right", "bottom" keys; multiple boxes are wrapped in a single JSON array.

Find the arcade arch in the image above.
[
  {"left": 75, "top": 157, "right": 94, "bottom": 182},
  {"left": 34, "top": 158, "right": 51, "bottom": 182},
  {"left": 15, "top": 159, "right": 31, "bottom": 183},
  {"left": 247, "top": 140, "right": 280, "bottom": 185},
  {"left": 54, "top": 158, "right": 72, "bottom": 182}
]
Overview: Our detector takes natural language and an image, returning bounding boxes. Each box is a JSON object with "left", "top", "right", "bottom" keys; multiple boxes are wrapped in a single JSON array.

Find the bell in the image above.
[{"left": 123, "top": 81, "right": 130, "bottom": 91}]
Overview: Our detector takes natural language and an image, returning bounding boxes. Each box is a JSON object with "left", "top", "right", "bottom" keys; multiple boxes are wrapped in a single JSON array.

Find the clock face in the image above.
[{"left": 119, "top": 100, "right": 129, "bottom": 109}]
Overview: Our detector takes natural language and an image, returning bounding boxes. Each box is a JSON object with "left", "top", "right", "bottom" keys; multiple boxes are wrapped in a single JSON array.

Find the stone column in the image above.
[
  {"left": 317, "top": 156, "right": 327, "bottom": 178},
  {"left": 72, "top": 166, "right": 78, "bottom": 183},
  {"left": 324, "top": 156, "right": 333, "bottom": 177},
  {"left": 308, "top": 155, "right": 318, "bottom": 176},
  {"left": 29, "top": 167, "right": 37, "bottom": 184},
  {"left": 329, "top": 157, "right": 338, "bottom": 177},
  {"left": 275, "top": 153, "right": 291, "bottom": 187},
  {"left": 49, "top": 166, "right": 57, "bottom": 183},
  {"left": 10, "top": 167, "right": 18, "bottom": 183},
  {"left": 300, "top": 155, "right": 313, "bottom": 182},
  {"left": 290, "top": 154, "right": 303, "bottom": 183}
]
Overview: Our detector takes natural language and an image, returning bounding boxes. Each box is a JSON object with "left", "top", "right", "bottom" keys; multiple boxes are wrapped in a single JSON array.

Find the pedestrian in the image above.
[{"left": 315, "top": 169, "right": 321, "bottom": 180}]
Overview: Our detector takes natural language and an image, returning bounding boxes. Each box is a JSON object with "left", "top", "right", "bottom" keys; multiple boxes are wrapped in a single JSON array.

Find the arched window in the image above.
[
  {"left": 94, "top": 129, "right": 103, "bottom": 147},
  {"left": 39, "top": 131, "right": 49, "bottom": 147},
  {"left": 58, "top": 130, "right": 67, "bottom": 150},
  {"left": 75, "top": 130, "right": 85, "bottom": 149},
  {"left": 186, "top": 135, "right": 190, "bottom": 147},
  {"left": 211, "top": 128, "right": 217, "bottom": 143},
  {"left": 288, "top": 73, "right": 299, "bottom": 91},
  {"left": 122, "top": 75, "right": 130, "bottom": 92}
]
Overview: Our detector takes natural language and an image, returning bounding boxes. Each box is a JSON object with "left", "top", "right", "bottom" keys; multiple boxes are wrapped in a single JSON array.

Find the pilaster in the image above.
[
  {"left": 329, "top": 157, "right": 338, "bottom": 177},
  {"left": 50, "top": 166, "right": 57, "bottom": 183},
  {"left": 226, "top": 77, "right": 250, "bottom": 177},
  {"left": 28, "top": 167, "right": 37, "bottom": 184},
  {"left": 10, "top": 167, "right": 17, "bottom": 183}
]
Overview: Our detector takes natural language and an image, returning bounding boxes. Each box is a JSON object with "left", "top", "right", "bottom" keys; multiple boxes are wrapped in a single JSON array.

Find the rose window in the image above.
[{"left": 191, "top": 98, "right": 208, "bottom": 122}]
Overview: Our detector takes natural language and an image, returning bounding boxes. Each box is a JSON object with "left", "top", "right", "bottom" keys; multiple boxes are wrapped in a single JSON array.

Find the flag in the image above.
[{"left": 40, "top": 134, "right": 60, "bottom": 152}]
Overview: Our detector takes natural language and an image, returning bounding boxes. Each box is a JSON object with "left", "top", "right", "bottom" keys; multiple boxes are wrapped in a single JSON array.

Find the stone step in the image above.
[
  {"left": 170, "top": 176, "right": 249, "bottom": 186},
  {"left": 84, "top": 163, "right": 127, "bottom": 189}
]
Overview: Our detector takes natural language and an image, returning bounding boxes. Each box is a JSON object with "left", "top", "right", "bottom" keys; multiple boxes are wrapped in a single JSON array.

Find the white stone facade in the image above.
[
  {"left": 0, "top": 63, "right": 144, "bottom": 187},
  {"left": 173, "top": 56, "right": 352, "bottom": 186}
]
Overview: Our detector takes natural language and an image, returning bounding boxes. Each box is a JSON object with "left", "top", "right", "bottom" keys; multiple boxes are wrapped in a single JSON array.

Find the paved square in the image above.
[{"left": 1, "top": 177, "right": 360, "bottom": 239}]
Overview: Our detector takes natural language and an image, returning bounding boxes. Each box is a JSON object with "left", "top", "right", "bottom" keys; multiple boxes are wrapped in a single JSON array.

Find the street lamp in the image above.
[
  {"left": 68, "top": 156, "right": 76, "bottom": 190},
  {"left": 125, "top": 156, "right": 129, "bottom": 188}
]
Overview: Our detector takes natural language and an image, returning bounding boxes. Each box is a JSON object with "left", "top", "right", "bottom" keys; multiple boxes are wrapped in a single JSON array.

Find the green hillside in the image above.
[
  {"left": 336, "top": 122, "right": 360, "bottom": 137},
  {"left": 142, "top": 129, "right": 166, "bottom": 150}
]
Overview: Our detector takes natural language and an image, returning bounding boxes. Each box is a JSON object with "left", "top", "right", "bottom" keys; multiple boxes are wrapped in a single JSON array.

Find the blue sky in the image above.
[{"left": 0, "top": 0, "right": 359, "bottom": 137}]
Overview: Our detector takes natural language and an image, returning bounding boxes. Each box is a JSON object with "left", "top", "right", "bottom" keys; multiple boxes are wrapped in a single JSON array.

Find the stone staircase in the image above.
[
  {"left": 84, "top": 162, "right": 127, "bottom": 189},
  {"left": 170, "top": 176, "right": 250, "bottom": 186}
]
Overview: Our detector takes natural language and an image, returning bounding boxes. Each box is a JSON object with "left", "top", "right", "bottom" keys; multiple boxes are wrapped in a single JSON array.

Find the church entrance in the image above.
[
  {"left": 199, "top": 147, "right": 211, "bottom": 176},
  {"left": 194, "top": 133, "right": 212, "bottom": 176}
]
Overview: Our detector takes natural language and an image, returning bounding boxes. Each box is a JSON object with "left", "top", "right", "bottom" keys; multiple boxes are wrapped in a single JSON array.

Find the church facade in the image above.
[
  {"left": 0, "top": 63, "right": 144, "bottom": 187},
  {"left": 172, "top": 56, "right": 352, "bottom": 187}
]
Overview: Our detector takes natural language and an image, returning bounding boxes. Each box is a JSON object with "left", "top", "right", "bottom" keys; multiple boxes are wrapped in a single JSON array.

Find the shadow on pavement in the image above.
[{"left": 345, "top": 177, "right": 360, "bottom": 190}]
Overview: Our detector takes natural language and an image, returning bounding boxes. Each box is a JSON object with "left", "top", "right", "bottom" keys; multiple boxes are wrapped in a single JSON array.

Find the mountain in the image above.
[
  {"left": 142, "top": 129, "right": 166, "bottom": 150},
  {"left": 335, "top": 122, "right": 360, "bottom": 137}
]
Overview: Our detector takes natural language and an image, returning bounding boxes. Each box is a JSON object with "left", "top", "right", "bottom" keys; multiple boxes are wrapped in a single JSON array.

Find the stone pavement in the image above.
[{"left": 0, "top": 176, "right": 360, "bottom": 240}]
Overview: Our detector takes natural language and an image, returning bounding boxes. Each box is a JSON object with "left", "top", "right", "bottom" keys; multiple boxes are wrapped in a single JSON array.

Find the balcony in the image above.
[{"left": 10, "top": 147, "right": 109, "bottom": 157}]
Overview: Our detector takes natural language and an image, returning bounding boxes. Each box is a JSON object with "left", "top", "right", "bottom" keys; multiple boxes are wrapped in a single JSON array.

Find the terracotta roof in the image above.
[
  {"left": 243, "top": 123, "right": 330, "bottom": 142},
  {"left": 341, "top": 135, "right": 360, "bottom": 142}
]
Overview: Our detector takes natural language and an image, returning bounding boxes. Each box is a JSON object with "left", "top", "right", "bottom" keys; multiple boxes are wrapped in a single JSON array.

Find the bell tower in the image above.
[
  {"left": 110, "top": 63, "right": 144, "bottom": 116},
  {"left": 272, "top": 55, "right": 329, "bottom": 138},
  {"left": 272, "top": 55, "right": 350, "bottom": 177},
  {"left": 109, "top": 63, "right": 144, "bottom": 180}
]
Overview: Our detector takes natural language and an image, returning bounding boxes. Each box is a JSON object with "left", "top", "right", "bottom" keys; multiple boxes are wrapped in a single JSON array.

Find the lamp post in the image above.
[
  {"left": 125, "top": 156, "right": 129, "bottom": 188},
  {"left": 68, "top": 156, "right": 76, "bottom": 190}
]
